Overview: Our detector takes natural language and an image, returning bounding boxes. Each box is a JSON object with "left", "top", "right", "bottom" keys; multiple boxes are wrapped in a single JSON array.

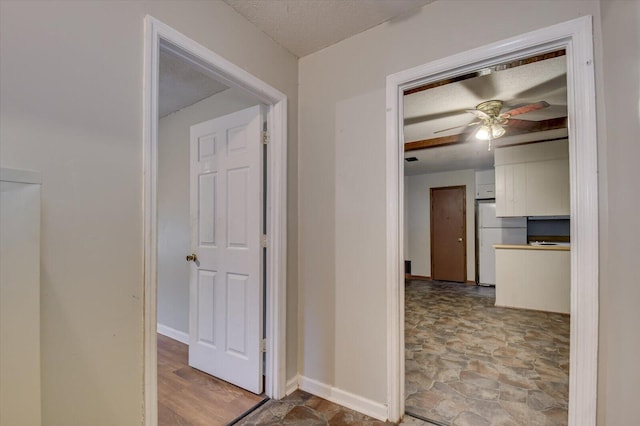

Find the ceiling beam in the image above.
[
  {"left": 404, "top": 116, "right": 568, "bottom": 152},
  {"left": 510, "top": 116, "right": 567, "bottom": 133},
  {"left": 404, "top": 134, "right": 465, "bottom": 151}
]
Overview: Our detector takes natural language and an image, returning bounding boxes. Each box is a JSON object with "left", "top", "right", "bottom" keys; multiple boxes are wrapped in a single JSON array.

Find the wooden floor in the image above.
[{"left": 157, "top": 334, "right": 266, "bottom": 425}]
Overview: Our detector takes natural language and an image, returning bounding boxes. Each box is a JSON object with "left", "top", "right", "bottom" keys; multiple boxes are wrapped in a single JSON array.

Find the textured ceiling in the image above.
[
  {"left": 157, "top": 3, "right": 567, "bottom": 176},
  {"left": 404, "top": 55, "right": 568, "bottom": 175},
  {"left": 222, "top": 0, "right": 433, "bottom": 57},
  {"left": 160, "top": 1, "right": 434, "bottom": 116},
  {"left": 158, "top": 51, "right": 229, "bottom": 118}
]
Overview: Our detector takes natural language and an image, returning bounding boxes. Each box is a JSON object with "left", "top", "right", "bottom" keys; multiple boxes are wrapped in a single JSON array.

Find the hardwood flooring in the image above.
[{"left": 157, "top": 334, "right": 266, "bottom": 425}]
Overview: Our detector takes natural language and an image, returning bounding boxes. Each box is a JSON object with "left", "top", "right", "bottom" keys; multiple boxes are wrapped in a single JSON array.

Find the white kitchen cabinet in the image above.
[
  {"left": 495, "top": 164, "right": 526, "bottom": 216},
  {"left": 525, "top": 159, "right": 570, "bottom": 216},
  {"left": 494, "top": 139, "right": 569, "bottom": 217},
  {"left": 475, "top": 169, "right": 496, "bottom": 199}
]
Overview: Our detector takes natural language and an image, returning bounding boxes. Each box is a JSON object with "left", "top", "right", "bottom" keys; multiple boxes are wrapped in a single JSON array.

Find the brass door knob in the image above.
[
  {"left": 458, "top": 238, "right": 463, "bottom": 242},
  {"left": 186, "top": 253, "right": 198, "bottom": 262}
]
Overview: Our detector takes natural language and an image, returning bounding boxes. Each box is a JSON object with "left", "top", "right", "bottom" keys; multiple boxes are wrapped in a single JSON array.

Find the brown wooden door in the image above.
[{"left": 430, "top": 186, "right": 466, "bottom": 282}]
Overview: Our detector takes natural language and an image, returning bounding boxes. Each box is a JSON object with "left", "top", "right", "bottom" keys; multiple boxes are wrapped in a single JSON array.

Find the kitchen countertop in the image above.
[{"left": 494, "top": 244, "right": 570, "bottom": 251}]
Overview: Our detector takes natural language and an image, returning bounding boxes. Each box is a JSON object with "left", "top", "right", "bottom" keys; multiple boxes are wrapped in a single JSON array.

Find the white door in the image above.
[{"left": 188, "top": 105, "right": 264, "bottom": 394}]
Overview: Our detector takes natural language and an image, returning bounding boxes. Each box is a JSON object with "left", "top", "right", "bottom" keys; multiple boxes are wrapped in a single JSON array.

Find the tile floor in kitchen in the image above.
[{"left": 405, "top": 279, "right": 570, "bottom": 426}]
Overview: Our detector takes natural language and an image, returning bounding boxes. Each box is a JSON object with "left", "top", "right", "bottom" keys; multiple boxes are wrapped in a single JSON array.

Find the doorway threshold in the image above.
[{"left": 226, "top": 397, "right": 271, "bottom": 426}]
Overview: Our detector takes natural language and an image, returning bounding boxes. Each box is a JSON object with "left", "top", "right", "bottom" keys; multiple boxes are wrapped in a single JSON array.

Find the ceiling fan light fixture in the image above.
[
  {"left": 475, "top": 125, "right": 490, "bottom": 140},
  {"left": 475, "top": 123, "right": 505, "bottom": 140},
  {"left": 475, "top": 100, "right": 504, "bottom": 117}
]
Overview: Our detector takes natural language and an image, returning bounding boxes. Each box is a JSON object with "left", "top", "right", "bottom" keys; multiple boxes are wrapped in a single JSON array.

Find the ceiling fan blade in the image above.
[
  {"left": 460, "top": 74, "right": 498, "bottom": 100},
  {"left": 403, "top": 108, "right": 468, "bottom": 126},
  {"left": 503, "top": 118, "right": 541, "bottom": 130},
  {"left": 502, "top": 101, "right": 550, "bottom": 117},
  {"left": 467, "top": 109, "right": 490, "bottom": 119},
  {"left": 504, "top": 116, "right": 568, "bottom": 135},
  {"left": 460, "top": 117, "right": 483, "bottom": 141},
  {"left": 433, "top": 121, "right": 480, "bottom": 134},
  {"left": 514, "top": 74, "right": 567, "bottom": 99}
]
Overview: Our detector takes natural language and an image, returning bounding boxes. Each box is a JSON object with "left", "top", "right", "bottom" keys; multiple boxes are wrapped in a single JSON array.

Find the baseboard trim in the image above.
[
  {"left": 409, "top": 275, "right": 477, "bottom": 285},
  {"left": 494, "top": 303, "right": 570, "bottom": 316},
  {"left": 157, "top": 323, "right": 189, "bottom": 345},
  {"left": 298, "top": 376, "right": 387, "bottom": 421},
  {"left": 407, "top": 274, "right": 431, "bottom": 281},
  {"left": 285, "top": 375, "right": 299, "bottom": 395}
]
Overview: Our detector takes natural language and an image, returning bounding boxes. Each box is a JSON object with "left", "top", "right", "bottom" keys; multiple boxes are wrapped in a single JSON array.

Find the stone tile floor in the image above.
[
  {"left": 405, "top": 279, "right": 570, "bottom": 425},
  {"left": 234, "top": 390, "right": 438, "bottom": 425}
]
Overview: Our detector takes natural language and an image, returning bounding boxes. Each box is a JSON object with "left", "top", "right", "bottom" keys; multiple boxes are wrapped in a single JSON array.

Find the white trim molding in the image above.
[
  {"left": 156, "top": 324, "right": 189, "bottom": 345},
  {"left": 385, "top": 16, "right": 599, "bottom": 424},
  {"left": 285, "top": 375, "right": 299, "bottom": 395},
  {"left": 298, "top": 376, "right": 388, "bottom": 422},
  {"left": 143, "top": 15, "right": 288, "bottom": 426}
]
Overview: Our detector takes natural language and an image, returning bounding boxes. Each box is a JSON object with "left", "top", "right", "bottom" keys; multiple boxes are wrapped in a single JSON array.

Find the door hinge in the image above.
[
  {"left": 262, "top": 131, "right": 270, "bottom": 145},
  {"left": 261, "top": 234, "right": 268, "bottom": 248},
  {"left": 261, "top": 338, "right": 267, "bottom": 353}
]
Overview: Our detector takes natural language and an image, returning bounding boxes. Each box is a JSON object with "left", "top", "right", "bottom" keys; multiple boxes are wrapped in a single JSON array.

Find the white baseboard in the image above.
[
  {"left": 285, "top": 375, "right": 299, "bottom": 395},
  {"left": 157, "top": 323, "right": 189, "bottom": 345},
  {"left": 298, "top": 376, "right": 387, "bottom": 421}
]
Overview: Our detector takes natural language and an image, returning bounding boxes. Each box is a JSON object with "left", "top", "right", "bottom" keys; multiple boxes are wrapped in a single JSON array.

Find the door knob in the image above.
[
  {"left": 186, "top": 253, "right": 198, "bottom": 262},
  {"left": 458, "top": 238, "right": 463, "bottom": 242}
]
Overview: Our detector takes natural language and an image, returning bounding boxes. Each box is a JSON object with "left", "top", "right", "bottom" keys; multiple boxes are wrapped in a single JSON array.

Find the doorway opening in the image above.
[
  {"left": 386, "top": 16, "right": 599, "bottom": 425},
  {"left": 405, "top": 49, "right": 571, "bottom": 422},
  {"left": 143, "top": 16, "right": 287, "bottom": 426}
]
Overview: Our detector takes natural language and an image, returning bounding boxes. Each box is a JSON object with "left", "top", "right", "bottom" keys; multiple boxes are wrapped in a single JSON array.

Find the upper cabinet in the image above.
[
  {"left": 495, "top": 139, "right": 570, "bottom": 217},
  {"left": 475, "top": 169, "right": 496, "bottom": 199}
]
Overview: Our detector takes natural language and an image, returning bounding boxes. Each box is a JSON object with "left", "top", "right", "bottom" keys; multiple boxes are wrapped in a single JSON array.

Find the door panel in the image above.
[
  {"left": 226, "top": 273, "right": 248, "bottom": 356},
  {"left": 188, "top": 105, "right": 264, "bottom": 394},
  {"left": 431, "top": 186, "right": 466, "bottom": 282},
  {"left": 196, "top": 270, "right": 216, "bottom": 345},
  {"left": 198, "top": 173, "right": 217, "bottom": 245},
  {"left": 227, "top": 168, "right": 249, "bottom": 247}
]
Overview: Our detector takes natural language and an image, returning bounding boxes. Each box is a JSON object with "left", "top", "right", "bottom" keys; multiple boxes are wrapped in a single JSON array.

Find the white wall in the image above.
[
  {"left": 1, "top": 0, "right": 638, "bottom": 423},
  {"left": 0, "top": 177, "right": 41, "bottom": 426},
  {"left": 334, "top": 90, "right": 388, "bottom": 400},
  {"left": 298, "top": 0, "right": 608, "bottom": 415},
  {"left": 597, "top": 0, "right": 640, "bottom": 424},
  {"left": 157, "top": 88, "right": 259, "bottom": 336},
  {"left": 406, "top": 170, "right": 476, "bottom": 281},
  {"left": 0, "top": 1, "right": 298, "bottom": 424}
]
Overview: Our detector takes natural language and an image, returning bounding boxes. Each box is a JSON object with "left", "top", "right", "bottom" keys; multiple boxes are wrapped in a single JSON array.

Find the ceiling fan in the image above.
[{"left": 435, "top": 99, "right": 551, "bottom": 149}]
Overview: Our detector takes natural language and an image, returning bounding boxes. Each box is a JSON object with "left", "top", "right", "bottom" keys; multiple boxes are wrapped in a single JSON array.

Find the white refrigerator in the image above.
[{"left": 477, "top": 201, "right": 527, "bottom": 286}]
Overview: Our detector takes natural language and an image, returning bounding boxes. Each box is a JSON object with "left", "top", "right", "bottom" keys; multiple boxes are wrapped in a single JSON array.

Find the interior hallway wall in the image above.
[
  {"left": 597, "top": 0, "right": 640, "bottom": 424},
  {"left": 157, "top": 88, "right": 259, "bottom": 337},
  {"left": 298, "top": 0, "right": 605, "bottom": 412},
  {"left": 0, "top": 1, "right": 298, "bottom": 424},
  {"left": 406, "top": 170, "right": 476, "bottom": 281}
]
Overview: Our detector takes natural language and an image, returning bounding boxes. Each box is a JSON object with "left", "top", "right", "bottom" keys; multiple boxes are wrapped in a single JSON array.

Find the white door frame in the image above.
[
  {"left": 143, "top": 16, "right": 287, "bottom": 426},
  {"left": 386, "top": 16, "right": 598, "bottom": 424}
]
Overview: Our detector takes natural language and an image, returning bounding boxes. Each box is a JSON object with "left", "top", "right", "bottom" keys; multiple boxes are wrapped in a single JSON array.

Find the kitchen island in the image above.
[{"left": 494, "top": 244, "right": 570, "bottom": 314}]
